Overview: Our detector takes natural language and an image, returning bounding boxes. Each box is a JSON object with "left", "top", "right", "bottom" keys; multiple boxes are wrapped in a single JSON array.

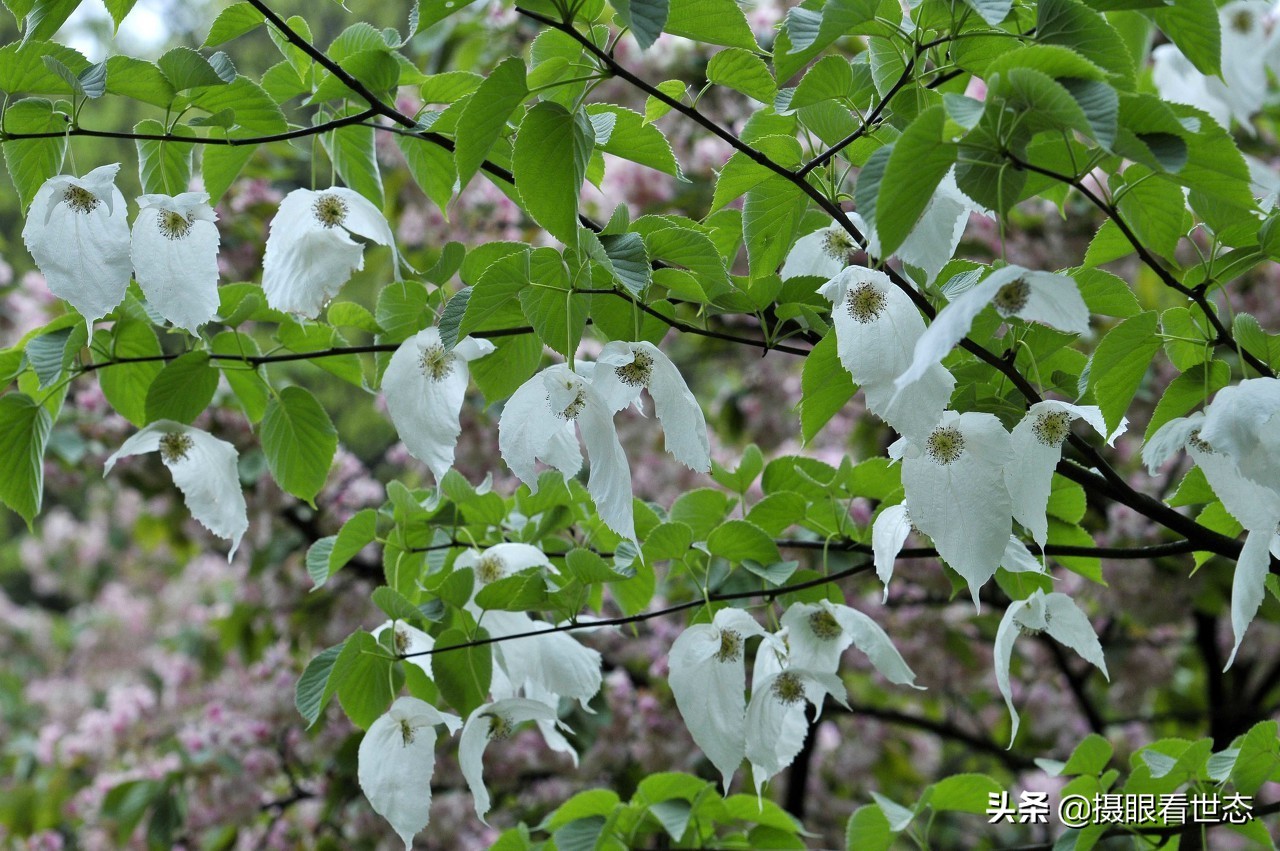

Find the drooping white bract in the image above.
[
  {"left": 371, "top": 619, "right": 435, "bottom": 679},
  {"left": 479, "top": 610, "right": 603, "bottom": 711},
  {"left": 1197, "top": 377, "right": 1280, "bottom": 495},
  {"left": 817, "top": 267, "right": 955, "bottom": 440},
  {"left": 780, "top": 224, "right": 858, "bottom": 279},
  {"left": 491, "top": 668, "right": 580, "bottom": 763},
  {"left": 1145, "top": 411, "right": 1280, "bottom": 668},
  {"left": 872, "top": 503, "right": 912, "bottom": 599},
  {"left": 667, "top": 608, "right": 767, "bottom": 790},
  {"left": 744, "top": 664, "right": 848, "bottom": 798},
  {"left": 262, "top": 186, "right": 400, "bottom": 318},
  {"left": 21, "top": 164, "right": 132, "bottom": 324},
  {"left": 1006, "top": 401, "right": 1118, "bottom": 549},
  {"left": 897, "top": 411, "right": 1013, "bottom": 606},
  {"left": 460, "top": 697, "right": 567, "bottom": 823},
  {"left": 498, "top": 363, "right": 635, "bottom": 541},
  {"left": 383, "top": 327, "right": 495, "bottom": 481},
  {"left": 993, "top": 590, "right": 1108, "bottom": 746},
  {"left": 104, "top": 421, "right": 248, "bottom": 560},
  {"left": 130, "top": 192, "right": 221, "bottom": 334},
  {"left": 779, "top": 600, "right": 921, "bottom": 687},
  {"left": 456, "top": 542, "right": 555, "bottom": 586},
  {"left": 592, "top": 341, "right": 711, "bottom": 472},
  {"left": 357, "top": 696, "right": 461, "bottom": 850},
  {"left": 893, "top": 265, "right": 1089, "bottom": 394}
]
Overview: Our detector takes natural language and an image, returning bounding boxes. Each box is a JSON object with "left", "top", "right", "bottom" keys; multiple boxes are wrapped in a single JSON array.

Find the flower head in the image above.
[
  {"left": 371, "top": 620, "right": 435, "bottom": 678},
  {"left": 130, "top": 192, "right": 221, "bottom": 333},
  {"left": 744, "top": 664, "right": 848, "bottom": 798},
  {"left": 382, "top": 328, "right": 494, "bottom": 481},
  {"left": 21, "top": 164, "right": 131, "bottom": 324},
  {"left": 456, "top": 542, "right": 554, "bottom": 586},
  {"left": 357, "top": 697, "right": 461, "bottom": 849},
  {"left": 262, "top": 186, "right": 401, "bottom": 318},
  {"left": 460, "top": 697, "right": 568, "bottom": 823},
  {"left": 104, "top": 422, "right": 248, "bottom": 559},
  {"left": 781, "top": 224, "right": 859, "bottom": 279},
  {"left": 779, "top": 600, "right": 920, "bottom": 687}
]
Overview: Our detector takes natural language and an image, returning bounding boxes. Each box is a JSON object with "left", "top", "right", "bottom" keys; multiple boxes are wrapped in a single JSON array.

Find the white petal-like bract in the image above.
[
  {"left": 872, "top": 503, "right": 912, "bottom": 598},
  {"left": 371, "top": 620, "right": 436, "bottom": 679},
  {"left": 104, "top": 422, "right": 248, "bottom": 559},
  {"left": 744, "top": 668, "right": 848, "bottom": 797},
  {"left": 781, "top": 225, "right": 856, "bottom": 279},
  {"left": 780, "top": 601, "right": 920, "bottom": 687},
  {"left": 22, "top": 164, "right": 132, "bottom": 323},
  {"left": 383, "top": 327, "right": 494, "bottom": 481},
  {"left": 483, "top": 610, "right": 603, "bottom": 709},
  {"left": 456, "top": 542, "right": 555, "bottom": 586},
  {"left": 130, "top": 192, "right": 221, "bottom": 333},
  {"left": 460, "top": 697, "right": 564, "bottom": 822}
]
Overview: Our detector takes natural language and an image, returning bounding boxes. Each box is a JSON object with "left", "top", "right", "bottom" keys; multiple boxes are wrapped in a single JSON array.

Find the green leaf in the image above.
[
  {"left": 1036, "top": 0, "right": 1136, "bottom": 86},
  {"left": 597, "top": 232, "right": 651, "bottom": 296},
  {"left": 799, "top": 329, "right": 856, "bottom": 443},
  {"left": 133, "top": 118, "right": 195, "bottom": 195},
  {"left": 317, "top": 508, "right": 377, "bottom": 588},
  {"left": 589, "top": 104, "right": 682, "bottom": 178},
  {"left": 433, "top": 626, "right": 492, "bottom": 716},
  {"left": 0, "top": 393, "right": 52, "bottom": 528},
  {"left": 376, "top": 280, "right": 432, "bottom": 344},
  {"left": 144, "top": 352, "right": 219, "bottom": 425},
  {"left": 102, "top": 0, "right": 137, "bottom": 29},
  {"left": 563, "top": 547, "right": 627, "bottom": 584},
  {"left": 98, "top": 319, "right": 164, "bottom": 427},
  {"left": 664, "top": 0, "right": 758, "bottom": 50},
  {"left": 158, "top": 46, "right": 226, "bottom": 91},
  {"left": 414, "top": 0, "right": 483, "bottom": 33},
  {"left": 396, "top": 135, "right": 455, "bottom": 216},
  {"left": 470, "top": 334, "right": 542, "bottom": 403},
  {"left": 706, "top": 47, "right": 775, "bottom": 103},
  {"left": 613, "top": 0, "right": 669, "bottom": 50},
  {"left": 669, "top": 488, "right": 733, "bottom": 540},
  {"left": 331, "top": 631, "right": 397, "bottom": 730},
  {"left": 514, "top": 102, "right": 593, "bottom": 248},
  {"left": 519, "top": 256, "right": 589, "bottom": 358},
  {"left": 743, "top": 177, "right": 808, "bottom": 277},
  {"left": 16, "top": 0, "right": 80, "bottom": 44},
  {"left": 204, "top": 2, "right": 264, "bottom": 46},
  {"left": 25, "top": 326, "right": 72, "bottom": 389},
  {"left": 261, "top": 386, "right": 338, "bottom": 504},
  {"left": 1071, "top": 268, "right": 1140, "bottom": 318},
  {"left": 210, "top": 332, "right": 270, "bottom": 422},
  {"left": 474, "top": 571, "right": 550, "bottom": 610},
  {"left": 454, "top": 57, "right": 527, "bottom": 190},
  {"left": 1150, "top": 0, "right": 1220, "bottom": 76},
  {"left": 201, "top": 145, "right": 255, "bottom": 205},
  {"left": 1062, "top": 733, "right": 1113, "bottom": 775},
  {"left": 960, "top": 0, "right": 1010, "bottom": 25},
  {"left": 642, "top": 521, "right": 693, "bottom": 562},
  {"left": 928, "top": 774, "right": 1004, "bottom": 813},
  {"left": 0, "top": 39, "right": 89, "bottom": 94},
  {"left": 1087, "top": 311, "right": 1160, "bottom": 436},
  {"left": 372, "top": 585, "right": 424, "bottom": 624},
  {"left": 2, "top": 98, "right": 66, "bottom": 208},
  {"left": 845, "top": 805, "right": 895, "bottom": 851},
  {"left": 1231, "top": 721, "right": 1280, "bottom": 796},
  {"left": 644, "top": 79, "right": 686, "bottom": 124},
  {"left": 875, "top": 105, "right": 956, "bottom": 257},
  {"left": 322, "top": 114, "right": 383, "bottom": 207},
  {"left": 1114, "top": 168, "right": 1186, "bottom": 261},
  {"left": 295, "top": 642, "right": 345, "bottom": 726},
  {"left": 188, "top": 75, "right": 287, "bottom": 134},
  {"left": 104, "top": 56, "right": 175, "bottom": 108},
  {"left": 706, "top": 519, "right": 781, "bottom": 564}
]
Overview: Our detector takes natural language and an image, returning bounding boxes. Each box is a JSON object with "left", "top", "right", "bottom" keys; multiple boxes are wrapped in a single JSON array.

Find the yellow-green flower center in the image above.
[
  {"left": 808, "top": 608, "right": 843, "bottom": 641},
  {"left": 771, "top": 671, "right": 806, "bottom": 705},
  {"left": 993, "top": 278, "right": 1031, "bottom": 316},
  {"left": 821, "top": 229, "right": 857, "bottom": 263},
  {"left": 1032, "top": 410, "right": 1072, "bottom": 447},
  {"left": 487, "top": 713, "right": 514, "bottom": 740},
  {"left": 418, "top": 344, "right": 455, "bottom": 381},
  {"left": 475, "top": 552, "right": 506, "bottom": 584},
  {"left": 159, "top": 432, "right": 194, "bottom": 464},
  {"left": 715, "top": 628, "right": 743, "bottom": 663},
  {"left": 615, "top": 350, "right": 654, "bottom": 388},
  {"left": 846, "top": 282, "right": 887, "bottom": 324},
  {"left": 556, "top": 389, "right": 587, "bottom": 421},
  {"left": 63, "top": 185, "right": 101, "bottom": 214},
  {"left": 392, "top": 626, "right": 410, "bottom": 655},
  {"left": 925, "top": 425, "right": 965, "bottom": 465},
  {"left": 158, "top": 209, "right": 193, "bottom": 240},
  {"left": 1018, "top": 610, "right": 1051, "bottom": 637},
  {"left": 312, "top": 193, "right": 348, "bottom": 228},
  {"left": 1188, "top": 429, "right": 1213, "bottom": 453},
  {"left": 399, "top": 718, "right": 415, "bottom": 745},
  {"left": 1231, "top": 9, "right": 1255, "bottom": 34}
]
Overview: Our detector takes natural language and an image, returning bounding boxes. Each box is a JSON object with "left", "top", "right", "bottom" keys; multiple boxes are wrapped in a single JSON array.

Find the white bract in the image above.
[
  {"left": 382, "top": 327, "right": 495, "bottom": 481},
  {"left": 371, "top": 620, "right": 435, "bottom": 678},
  {"left": 817, "top": 267, "right": 955, "bottom": 440},
  {"left": 667, "top": 608, "right": 767, "bottom": 790},
  {"left": 22, "top": 164, "right": 132, "bottom": 324},
  {"left": 994, "top": 590, "right": 1108, "bottom": 746},
  {"left": 893, "top": 265, "right": 1089, "bottom": 394},
  {"left": 896, "top": 411, "right": 1013, "bottom": 606},
  {"left": 1006, "top": 401, "right": 1118, "bottom": 549},
  {"left": 1197, "top": 377, "right": 1280, "bottom": 495},
  {"left": 456, "top": 542, "right": 555, "bottom": 586},
  {"left": 872, "top": 503, "right": 912, "bottom": 598},
  {"left": 460, "top": 697, "right": 567, "bottom": 823},
  {"left": 104, "top": 422, "right": 248, "bottom": 560},
  {"left": 498, "top": 364, "right": 635, "bottom": 541},
  {"left": 744, "top": 666, "right": 848, "bottom": 798},
  {"left": 780, "top": 224, "right": 858, "bottom": 279},
  {"left": 479, "top": 610, "right": 603, "bottom": 711},
  {"left": 592, "top": 341, "right": 711, "bottom": 472},
  {"left": 779, "top": 601, "right": 920, "bottom": 687},
  {"left": 262, "top": 186, "right": 400, "bottom": 318},
  {"left": 357, "top": 696, "right": 461, "bottom": 849},
  {"left": 130, "top": 192, "right": 221, "bottom": 334}
]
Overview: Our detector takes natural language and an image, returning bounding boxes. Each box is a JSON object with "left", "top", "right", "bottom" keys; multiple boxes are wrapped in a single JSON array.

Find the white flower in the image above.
[
  {"left": 129, "top": 192, "right": 221, "bottom": 334},
  {"left": 479, "top": 610, "right": 603, "bottom": 710},
  {"left": 744, "top": 665, "right": 848, "bottom": 798},
  {"left": 21, "top": 164, "right": 131, "bottom": 324},
  {"left": 382, "top": 328, "right": 495, "bottom": 481},
  {"left": 456, "top": 542, "right": 555, "bottom": 586},
  {"left": 357, "top": 696, "right": 461, "bottom": 850},
  {"left": 371, "top": 620, "right": 435, "bottom": 679},
  {"left": 1006, "top": 401, "right": 1119, "bottom": 549},
  {"left": 780, "top": 224, "right": 858, "bottom": 279},
  {"left": 893, "top": 265, "right": 1089, "bottom": 395},
  {"left": 592, "top": 341, "right": 711, "bottom": 472},
  {"left": 1197, "top": 378, "right": 1280, "bottom": 496},
  {"left": 896, "top": 411, "right": 1013, "bottom": 606},
  {"left": 779, "top": 600, "right": 921, "bottom": 687},
  {"left": 262, "top": 186, "right": 400, "bottom": 318},
  {"left": 460, "top": 697, "right": 568, "bottom": 823},
  {"left": 994, "top": 590, "right": 1108, "bottom": 746},
  {"left": 667, "top": 608, "right": 767, "bottom": 790},
  {"left": 104, "top": 422, "right": 248, "bottom": 559},
  {"left": 817, "top": 267, "right": 955, "bottom": 440},
  {"left": 872, "top": 503, "right": 912, "bottom": 599},
  {"left": 490, "top": 671, "right": 580, "bottom": 763},
  {"left": 498, "top": 363, "right": 635, "bottom": 541}
]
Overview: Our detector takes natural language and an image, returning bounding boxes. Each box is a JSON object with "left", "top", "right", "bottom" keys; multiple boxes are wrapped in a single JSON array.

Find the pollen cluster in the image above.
[
  {"left": 399, "top": 718, "right": 416, "bottom": 745},
  {"left": 771, "top": 671, "right": 806, "bottom": 705},
  {"left": 1188, "top": 429, "right": 1213, "bottom": 453},
  {"left": 1031, "top": 410, "right": 1072, "bottom": 447},
  {"left": 615, "top": 350, "right": 654, "bottom": 388},
  {"left": 158, "top": 209, "right": 193, "bottom": 240},
  {"left": 418, "top": 344, "right": 455, "bottom": 382},
  {"left": 62, "top": 185, "right": 101, "bottom": 214},
  {"left": 993, "top": 278, "right": 1031, "bottom": 316},
  {"left": 1231, "top": 8, "right": 1255, "bottom": 33},
  {"left": 821, "top": 229, "right": 856, "bottom": 263},
  {"left": 312, "top": 192, "right": 349, "bottom": 228},
  {"left": 486, "top": 713, "right": 514, "bottom": 740},
  {"left": 715, "top": 628, "right": 743, "bottom": 663},
  {"left": 475, "top": 552, "right": 506, "bottom": 584},
  {"left": 555, "top": 389, "right": 587, "bottom": 420},
  {"left": 392, "top": 626, "right": 410, "bottom": 655},
  {"left": 1018, "top": 610, "right": 1052, "bottom": 637},
  {"left": 808, "top": 608, "right": 843, "bottom": 641},
  {"left": 159, "top": 432, "right": 195, "bottom": 464},
  {"left": 925, "top": 425, "right": 965, "bottom": 465},
  {"left": 846, "top": 282, "right": 887, "bottom": 324}
]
